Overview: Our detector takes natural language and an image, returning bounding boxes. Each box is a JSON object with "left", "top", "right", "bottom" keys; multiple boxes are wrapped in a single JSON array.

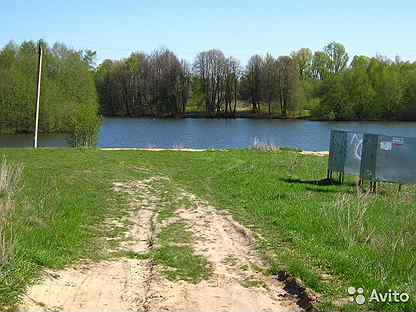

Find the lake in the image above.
[{"left": 2, "top": 118, "right": 416, "bottom": 151}]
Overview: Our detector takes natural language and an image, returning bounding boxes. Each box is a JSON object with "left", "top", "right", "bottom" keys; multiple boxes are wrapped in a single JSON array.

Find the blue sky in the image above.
[{"left": 2, "top": 0, "right": 415, "bottom": 65}]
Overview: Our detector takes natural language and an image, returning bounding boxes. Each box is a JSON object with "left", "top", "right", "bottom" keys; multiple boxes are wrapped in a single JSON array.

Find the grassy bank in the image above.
[
  {"left": 0, "top": 149, "right": 414, "bottom": 311},
  {"left": 0, "top": 150, "right": 149, "bottom": 309}
]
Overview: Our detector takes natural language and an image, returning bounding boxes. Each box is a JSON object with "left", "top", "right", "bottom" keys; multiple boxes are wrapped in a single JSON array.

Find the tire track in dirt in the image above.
[
  {"left": 19, "top": 176, "right": 302, "bottom": 312},
  {"left": 147, "top": 190, "right": 300, "bottom": 312},
  {"left": 19, "top": 177, "right": 164, "bottom": 312}
]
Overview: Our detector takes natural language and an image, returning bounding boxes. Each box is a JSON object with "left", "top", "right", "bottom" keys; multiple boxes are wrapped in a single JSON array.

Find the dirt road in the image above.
[{"left": 19, "top": 176, "right": 302, "bottom": 312}]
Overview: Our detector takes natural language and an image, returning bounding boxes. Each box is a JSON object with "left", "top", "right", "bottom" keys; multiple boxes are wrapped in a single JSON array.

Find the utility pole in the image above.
[{"left": 34, "top": 40, "right": 43, "bottom": 148}]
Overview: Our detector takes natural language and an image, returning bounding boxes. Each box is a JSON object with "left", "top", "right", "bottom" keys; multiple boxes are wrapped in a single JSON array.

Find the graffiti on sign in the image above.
[{"left": 350, "top": 134, "right": 363, "bottom": 160}]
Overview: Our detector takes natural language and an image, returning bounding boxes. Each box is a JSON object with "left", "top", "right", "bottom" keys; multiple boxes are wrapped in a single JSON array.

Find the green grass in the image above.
[
  {"left": 154, "top": 221, "right": 212, "bottom": 283},
  {"left": 148, "top": 178, "right": 213, "bottom": 283},
  {"left": 223, "top": 255, "right": 239, "bottom": 267},
  {"left": 154, "top": 244, "right": 212, "bottom": 283},
  {"left": 116, "top": 250, "right": 152, "bottom": 260},
  {"left": 0, "top": 149, "right": 415, "bottom": 311},
  {"left": 0, "top": 149, "right": 150, "bottom": 310},
  {"left": 158, "top": 222, "right": 192, "bottom": 246},
  {"left": 151, "top": 181, "right": 213, "bottom": 283},
  {"left": 240, "top": 277, "right": 267, "bottom": 289},
  {"left": 137, "top": 149, "right": 416, "bottom": 311},
  {"left": 157, "top": 206, "right": 176, "bottom": 222}
]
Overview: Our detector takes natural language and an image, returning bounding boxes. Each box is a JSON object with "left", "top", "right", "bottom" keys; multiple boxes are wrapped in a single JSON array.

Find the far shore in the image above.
[{"left": 100, "top": 113, "right": 416, "bottom": 122}]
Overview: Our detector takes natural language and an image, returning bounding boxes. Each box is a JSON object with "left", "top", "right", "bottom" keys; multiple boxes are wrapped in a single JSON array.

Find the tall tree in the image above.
[
  {"left": 262, "top": 54, "right": 278, "bottom": 115},
  {"left": 323, "top": 42, "right": 349, "bottom": 75},
  {"left": 223, "top": 57, "right": 240, "bottom": 116},
  {"left": 193, "top": 49, "right": 226, "bottom": 114},
  {"left": 245, "top": 55, "right": 263, "bottom": 113},
  {"left": 276, "top": 56, "right": 299, "bottom": 115},
  {"left": 291, "top": 48, "right": 313, "bottom": 80},
  {"left": 311, "top": 51, "right": 330, "bottom": 80},
  {"left": 96, "top": 48, "right": 190, "bottom": 117},
  {"left": 344, "top": 61, "right": 376, "bottom": 119}
]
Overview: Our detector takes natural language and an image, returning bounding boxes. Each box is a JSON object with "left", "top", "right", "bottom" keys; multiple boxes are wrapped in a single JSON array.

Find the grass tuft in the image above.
[
  {"left": 154, "top": 245, "right": 212, "bottom": 283},
  {"left": 154, "top": 220, "right": 212, "bottom": 283},
  {"left": 0, "top": 158, "right": 23, "bottom": 268},
  {"left": 250, "top": 137, "right": 280, "bottom": 152},
  {"left": 240, "top": 277, "right": 266, "bottom": 288}
]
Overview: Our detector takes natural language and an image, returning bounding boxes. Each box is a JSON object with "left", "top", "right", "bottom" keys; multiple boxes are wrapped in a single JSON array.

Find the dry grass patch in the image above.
[{"left": 0, "top": 158, "right": 22, "bottom": 268}]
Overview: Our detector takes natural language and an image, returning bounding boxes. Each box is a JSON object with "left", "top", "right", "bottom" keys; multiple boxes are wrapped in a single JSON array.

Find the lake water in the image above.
[{"left": 2, "top": 118, "right": 416, "bottom": 151}]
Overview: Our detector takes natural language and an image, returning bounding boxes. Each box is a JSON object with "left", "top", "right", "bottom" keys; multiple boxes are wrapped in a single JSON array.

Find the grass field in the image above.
[{"left": 0, "top": 149, "right": 415, "bottom": 311}]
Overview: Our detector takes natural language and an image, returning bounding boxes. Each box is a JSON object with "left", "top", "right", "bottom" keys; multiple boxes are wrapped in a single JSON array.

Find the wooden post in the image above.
[
  {"left": 357, "top": 177, "right": 363, "bottom": 194},
  {"left": 34, "top": 41, "right": 43, "bottom": 148},
  {"left": 370, "top": 181, "right": 377, "bottom": 193}
]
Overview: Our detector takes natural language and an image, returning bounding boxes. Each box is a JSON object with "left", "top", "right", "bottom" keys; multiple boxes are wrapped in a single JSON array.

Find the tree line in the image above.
[
  {"left": 0, "top": 41, "right": 101, "bottom": 145},
  {"left": 1, "top": 40, "right": 416, "bottom": 137},
  {"left": 97, "top": 42, "right": 416, "bottom": 120},
  {"left": 96, "top": 47, "right": 301, "bottom": 117},
  {"left": 96, "top": 48, "right": 191, "bottom": 117},
  {"left": 311, "top": 53, "right": 416, "bottom": 120}
]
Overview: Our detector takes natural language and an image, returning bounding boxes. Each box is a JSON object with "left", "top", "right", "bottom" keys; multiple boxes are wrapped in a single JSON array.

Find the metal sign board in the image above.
[
  {"left": 360, "top": 134, "right": 416, "bottom": 184},
  {"left": 328, "top": 130, "right": 363, "bottom": 176}
]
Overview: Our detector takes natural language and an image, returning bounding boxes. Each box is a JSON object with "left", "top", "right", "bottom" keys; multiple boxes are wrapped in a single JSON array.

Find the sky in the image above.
[{"left": 1, "top": 0, "right": 416, "bottom": 65}]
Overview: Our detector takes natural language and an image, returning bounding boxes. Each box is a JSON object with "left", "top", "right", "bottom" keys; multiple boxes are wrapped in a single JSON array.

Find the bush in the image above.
[
  {"left": 67, "top": 104, "right": 102, "bottom": 147},
  {"left": 0, "top": 158, "right": 22, "bottom": 268}
]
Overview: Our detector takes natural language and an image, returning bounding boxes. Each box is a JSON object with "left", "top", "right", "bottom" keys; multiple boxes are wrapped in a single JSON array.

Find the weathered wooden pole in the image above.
[{"left": 34, "top": 40, "right": 43, "bottom": 148}]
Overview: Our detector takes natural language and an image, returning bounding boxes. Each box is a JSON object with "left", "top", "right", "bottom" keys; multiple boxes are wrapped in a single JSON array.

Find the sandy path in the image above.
[
  {"left": 147, "top": 191, "right": 300, "bottom": 311},
  {"left": 19, "top": 177, "right": 301, "bottom": 312}
]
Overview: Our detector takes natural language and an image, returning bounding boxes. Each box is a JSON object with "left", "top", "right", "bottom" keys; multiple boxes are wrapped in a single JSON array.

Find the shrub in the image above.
[
  {"left": 67, "top": 103, "right": 102, "bottom": 147},
  {"left": 0, "top": 158, "right": 22, "bottom": 268}
]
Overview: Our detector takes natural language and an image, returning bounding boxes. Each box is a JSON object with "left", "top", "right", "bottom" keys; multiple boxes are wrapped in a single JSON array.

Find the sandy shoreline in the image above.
[
  {"left": 101, "top": 147, "right": 209, "bottom": 152},
  {"left": 101, "top": 147, "right": 329, "bottom": 156}
]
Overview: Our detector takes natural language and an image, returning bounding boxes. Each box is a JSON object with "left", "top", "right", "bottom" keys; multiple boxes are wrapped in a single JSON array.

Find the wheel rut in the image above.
[{"left": 19, "top": 176, "right": 301, "bottom": 312}]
